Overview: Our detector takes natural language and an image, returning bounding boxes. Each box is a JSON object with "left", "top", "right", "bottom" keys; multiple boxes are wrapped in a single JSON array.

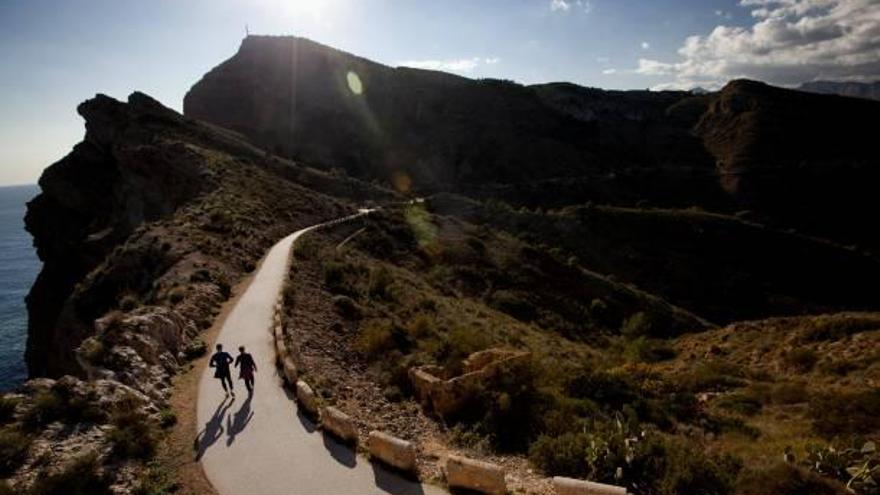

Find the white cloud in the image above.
[
  {"left": 550, "top": 0, "right": 592, "bottom": 13},
  {"left": 715, "top": 9, "right": 733, "bottom": 19},
  {"left": 641, "top": 41, "right": 651, "bottom": 50},
  {"left": 636, "top": 0, "right": 880, "bottom": 88},
  {"left": 396, "top": 57, "right": 500, "bottom": 73},
  {"left": 550, "top": 0, "right": 570, "bottom": 12},
  {"left": 596, "top": 56, "right": 610, "bottom": 63},
  {"left": 602, "top": 68, "right": 618, "bottom": 74}
]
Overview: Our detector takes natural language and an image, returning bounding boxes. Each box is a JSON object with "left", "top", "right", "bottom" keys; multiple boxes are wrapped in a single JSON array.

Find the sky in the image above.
[{"left": 1, "top": 0, "right": 878, "bottom": 186}]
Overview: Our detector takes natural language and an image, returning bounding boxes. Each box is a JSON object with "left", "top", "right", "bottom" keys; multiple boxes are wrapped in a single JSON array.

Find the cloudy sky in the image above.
[{"left": 1, "top": 0, "right": 878, "bottom": 185}]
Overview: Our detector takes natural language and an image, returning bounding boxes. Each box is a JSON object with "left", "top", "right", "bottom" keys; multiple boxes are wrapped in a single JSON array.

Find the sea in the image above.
[{"left": 0, "top": 184, "right": 40, "bottom": 392}]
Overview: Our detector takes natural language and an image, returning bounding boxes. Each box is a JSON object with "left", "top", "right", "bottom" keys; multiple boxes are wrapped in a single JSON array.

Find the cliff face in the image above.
[
  {"left": 24, "top": 91, "right": 382, "bottom": 379},
  {"left": 695, "top": 79, "right": 880, "bottom": 248},
  {"left": 24, "top": 93, "right": 216, "bottom": 377}
]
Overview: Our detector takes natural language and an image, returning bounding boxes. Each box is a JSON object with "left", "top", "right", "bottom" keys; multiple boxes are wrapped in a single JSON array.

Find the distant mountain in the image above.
[
  {"left": 186, "top": 36, "right": 880, "bottom": 251},
  {"left": 798, "top": 80, "right": 880, "bottom": 101}
]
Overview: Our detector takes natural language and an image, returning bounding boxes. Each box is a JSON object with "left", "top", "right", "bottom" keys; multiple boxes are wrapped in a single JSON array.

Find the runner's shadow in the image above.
[
  {"left": 195, "top": 397, "right": 233, "bottom": 460},
  {"left": 226, "top": 394, "right": 254, "bottom": 446},
  {"left": 322, "top": 432, "right": 357, "bottom": 468},
  {"left": 370, "top": 461, "right": 426, "bottom": 495}
]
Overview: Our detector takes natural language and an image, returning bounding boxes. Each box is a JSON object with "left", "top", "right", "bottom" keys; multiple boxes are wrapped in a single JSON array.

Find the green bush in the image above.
[
  {"left": 804, "top": 441, "right": 879, "bottom": 495},
  {"left": 487, "top": 290, "right": 537, "bottom": 321},
  {"left": 0, "top": 427, "right": 31, "bottom": 476},
  {"left": 678, "top": 359, "right": 746, "bottom": 392},
  {"left": 22, "top": 383, "right": 105, "bottom": 430},
  {"left": 783, "top": 348, "right": 819, "bottom": 372},
  {"left": 367, "top": 266, "right": 395, "bottom": 300},
  {"left": 0, "top": 397, "right": 18, "bottom": 424},
  {"left": 529, "top": 419, "right": 738, "bottom": 495},
  {"left": 332, "top": 295, "right": 362, "bottom": 320},
  {"left": 565, "top": 368, "right": 638, "bottom": 411},
  {"left": 107, "top": 396, "right": 158, "bottom": 460},
  {"left": 715, "top": 393, "right": 763, "bottom": 416},
  {"left": 808, "top": 389, "right": 880, "bottom": 438},
  {"left": 183, "top": 340, "right": 208, "bottom": 360},
  {"left": 354, "top": 319, "right": 411, "bottom": 359},
  {"left": 736, "top": 463, "right": 847, "bottom": 495},
  {"left": 28, "top": 451, "right": 111, "bottom": 495},
  {"left": 0, "top": 480, "right": 13, "bottom": 495},
  {"left": 624, "top": 337, "right": 676, "bottom": 363},
  {"left": 621, "top": 312, "right": 654, "bottom": 338}
]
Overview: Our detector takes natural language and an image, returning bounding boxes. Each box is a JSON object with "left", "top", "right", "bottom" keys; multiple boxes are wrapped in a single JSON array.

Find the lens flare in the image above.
[{"left": 346, "top": 71, "right": 363, "bottom": 95}]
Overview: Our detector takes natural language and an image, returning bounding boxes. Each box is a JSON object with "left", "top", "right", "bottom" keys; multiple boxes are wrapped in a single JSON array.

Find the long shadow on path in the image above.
[
  {"left": 322, "top": 432, "right": 357, "bottom": 468},
  {"left": 370, "top": 461, "right": 427, "bottom": 495},
  {"left": 195, "top": 396, "right": 234, "bottom": 461},
  {"left": 226, "top": 393, "right": 254, "bottom": 446}
]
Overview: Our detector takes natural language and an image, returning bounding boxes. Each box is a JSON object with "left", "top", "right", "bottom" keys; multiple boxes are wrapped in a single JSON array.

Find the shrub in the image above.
[
  {"left": 158, "top": 408, "right": 177, "bottom": 429},
  {"left": 624, "top": 337, "right": 676, "bottom": 363},
  {"left": 678, "top": 360, "right": 746, "bottom": 393},
  {"left": 804, "top": 441, "right": 879, "bottom": 494},
  {"left": 443, "top": 325, "right": 490, "bottom": 369},
  {"left": 565, "top": 368, "right": 638, "bottom": 411},
  {"left": 487, "top": 290, "right": 537, "bottom": 321},
  {"left": 332, "top": 295, "right": 362, "bottom": 320},
  {"left": 0, "top": 427, "right": 31, "bottom": 476},
  {"left": 183, "top": 340, "right": 208, "bottom": 360},
  {"left": 28, "top": 451, "right": 111, "bottom": 495},
  {"left": 621, "top": 312, "right": 654, "bottom": 338},
  {"left": 529, "top": 419, "right": 738, "bottom": 495},
  {"left": 368, "top": 265, "right": 395, "bottom": 300},
  {"left": 118, "top": 294, "right": 138, "bottom": 311},
  {"left": 354, "top": 319, "right": 410, "bottom": 359},
  {"left": 715, "top": 393, "right": 763, "bottom": 416},
  {"left": 783, "top": 348, "right": 819, "bottom": 372},
  {"left": 108, "top": 396, "right": 158, "bottom": 460},
  {"left": 808, "top": 389, "right": 880, "bottom": 438},
  {"left": 0, "top": 397, "right": 18, "bottom": 424},
  {"left": 0, "top": 480, "right": 12, "bottom": 495},
  {"left": 167, "top": 287, "right": 185, "bottom": 304},
  {"left": 22, "top": 383, "right": 105, "bottom": 430},
  {"left": 736, "top": 463, "right": 847, "bottom": 495}
]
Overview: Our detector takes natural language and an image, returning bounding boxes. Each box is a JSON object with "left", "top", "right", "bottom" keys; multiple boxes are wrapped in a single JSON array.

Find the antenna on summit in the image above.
[{"left": 245, "top": 24, "right": 249, "bottom": 37}]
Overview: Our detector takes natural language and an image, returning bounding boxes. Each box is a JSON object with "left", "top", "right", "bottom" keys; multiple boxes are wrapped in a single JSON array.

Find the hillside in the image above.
[
  {"left": 4, "top": 35, "right": 880, "bottom": 495},
  {"left": 799, "top": 80, "right": 880, "bottom": 101}
]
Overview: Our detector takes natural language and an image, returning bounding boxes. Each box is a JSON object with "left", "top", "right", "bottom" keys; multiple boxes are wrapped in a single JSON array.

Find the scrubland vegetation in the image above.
[{"left": 290, "top": 205, "right": 880, "bottom": 495}]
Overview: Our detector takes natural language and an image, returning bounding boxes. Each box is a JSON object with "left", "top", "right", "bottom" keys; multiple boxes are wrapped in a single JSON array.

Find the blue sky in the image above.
[{"left": 1, "top": 0, "right": 878, "bottom": 185}]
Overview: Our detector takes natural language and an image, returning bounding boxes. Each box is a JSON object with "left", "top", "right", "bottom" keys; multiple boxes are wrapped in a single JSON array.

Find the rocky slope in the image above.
[
  {"left": 6, "top": 91, "right": 392, "bottom": 493},
  {"left": 799, "top": 80, "right": 880, "bottom": 101}
]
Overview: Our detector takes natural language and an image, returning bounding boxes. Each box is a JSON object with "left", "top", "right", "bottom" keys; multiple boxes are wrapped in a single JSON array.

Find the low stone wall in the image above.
[
  {"left": 368, "top": 430, "right": 416, "bottom": 473},
  {"left": 321, "top": 406, "right": 358, "bottom": 444},
  {"left": 445, "top": 454, "right": 507, "bottom": 495},
  {"left": 295, "top": 379, "right": 319, "bottom": 417},
  {"left": 410, "top": 349, "right": 531, "bottom": 417},
  {"left": 552, "top": 477, "right": 628, "bottom": 495}
]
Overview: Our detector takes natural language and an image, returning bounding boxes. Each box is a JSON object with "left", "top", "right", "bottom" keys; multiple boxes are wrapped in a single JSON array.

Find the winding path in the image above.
[{"left": 195, "top": 213, "right": 445, "bottom": 495}]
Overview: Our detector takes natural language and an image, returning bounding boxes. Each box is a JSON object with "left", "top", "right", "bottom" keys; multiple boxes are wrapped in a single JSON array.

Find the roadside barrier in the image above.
[
  {"left": 444, "top": 454, "right": 507, "bottom": 495},
  {"left": 367, "top": 431, "right": 416, "bottom": 473},
  {"left": 553, "top": 477, "right": 628, "bottom": 495}
]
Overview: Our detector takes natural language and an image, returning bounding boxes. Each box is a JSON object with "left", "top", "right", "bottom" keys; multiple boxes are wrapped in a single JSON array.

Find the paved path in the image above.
[{"left": 196, "top": 215, "right": 445, "bottom": 495}]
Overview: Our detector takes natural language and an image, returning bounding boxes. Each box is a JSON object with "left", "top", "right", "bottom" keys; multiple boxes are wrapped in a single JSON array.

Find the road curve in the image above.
[{"left": 195, "top": 214, "right": 445, "bottom": 495}]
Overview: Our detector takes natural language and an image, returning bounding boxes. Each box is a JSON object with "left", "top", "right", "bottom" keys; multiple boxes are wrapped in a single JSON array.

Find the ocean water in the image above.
[{"left": 0, "top": 185, "right": 40, "bottom": 391}]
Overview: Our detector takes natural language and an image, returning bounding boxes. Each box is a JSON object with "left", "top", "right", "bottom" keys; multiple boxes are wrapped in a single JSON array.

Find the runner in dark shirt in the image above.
[
  {"left": 209, "top": 344, "right": 235, "bottom": 397},
  {"left": 235, "top": 346, "right": 258, "bottom": 394}
]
